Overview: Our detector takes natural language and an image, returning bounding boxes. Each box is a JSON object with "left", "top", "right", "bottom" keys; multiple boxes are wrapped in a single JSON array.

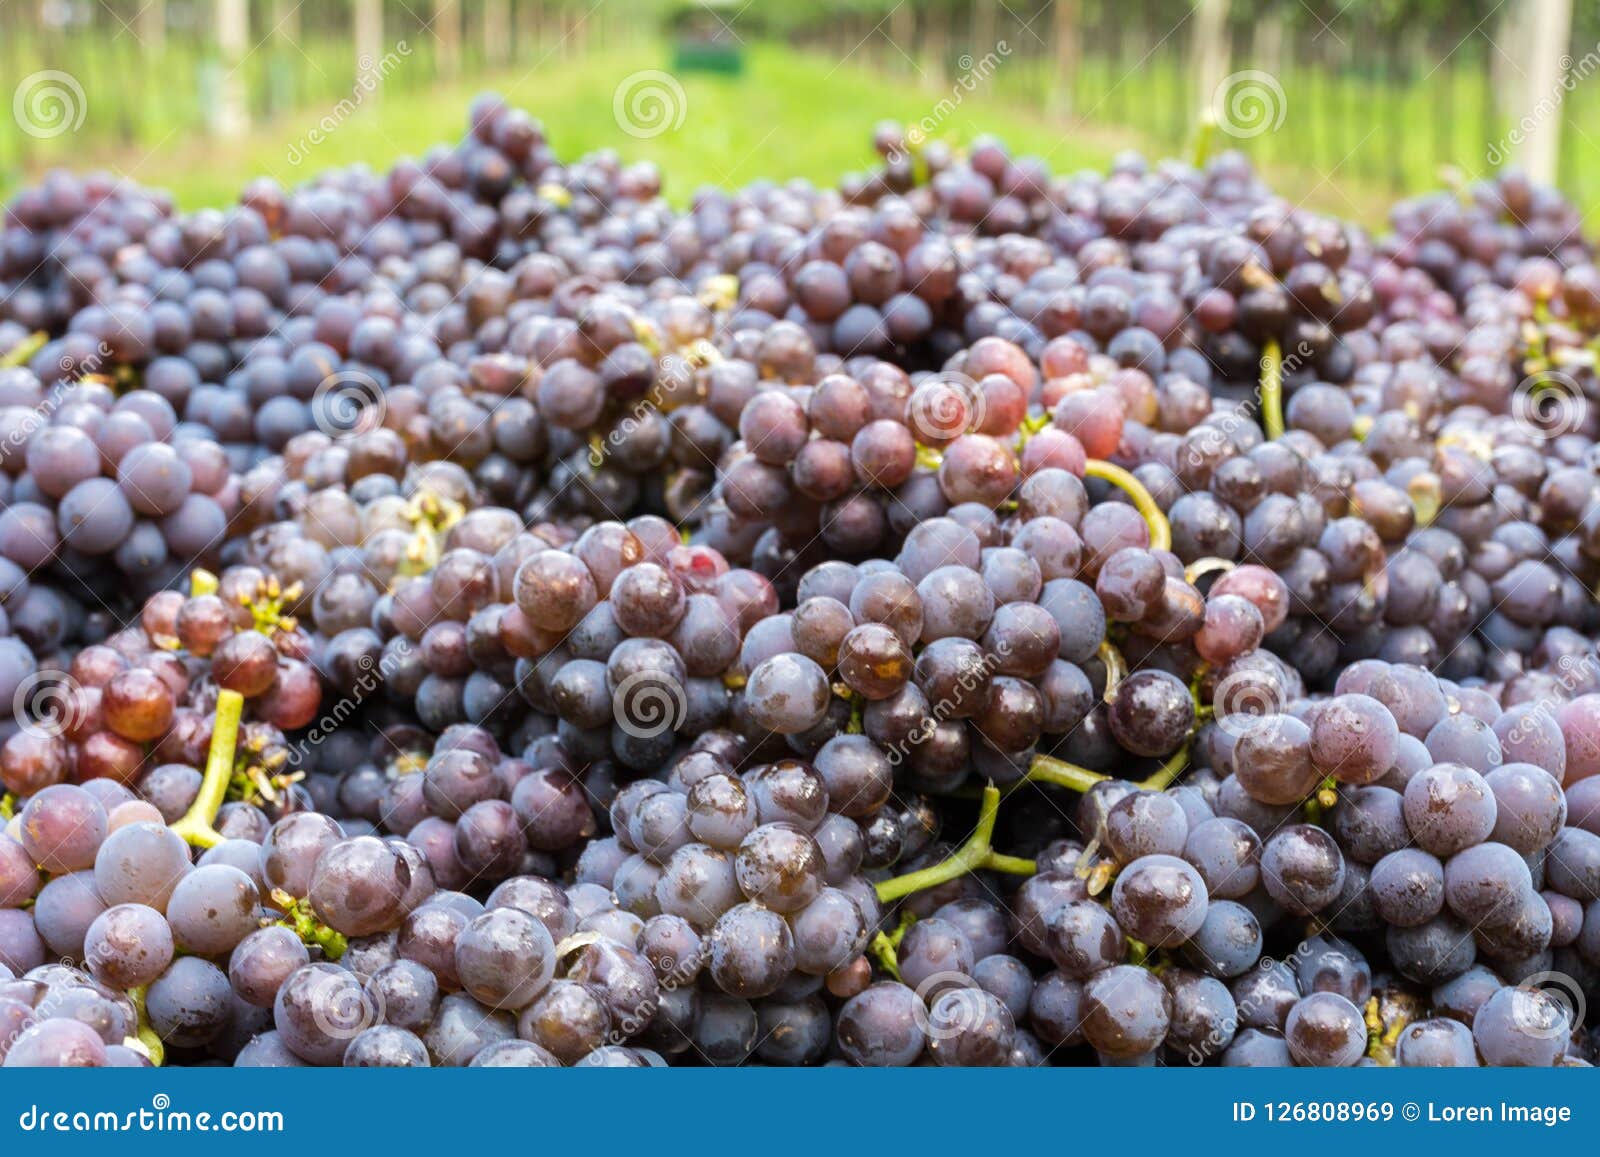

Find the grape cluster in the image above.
[{"left": 4, "top": 92, "right": 1600, "bottom": 1067}]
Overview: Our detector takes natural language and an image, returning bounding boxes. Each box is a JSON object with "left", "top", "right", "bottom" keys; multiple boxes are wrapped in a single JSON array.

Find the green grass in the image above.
[
  {"left": 8, "top": 44, "right": 1130, "bottom": 212},
  {"left": 5, "top": 37, "right": 1598, "bottom": 230}
]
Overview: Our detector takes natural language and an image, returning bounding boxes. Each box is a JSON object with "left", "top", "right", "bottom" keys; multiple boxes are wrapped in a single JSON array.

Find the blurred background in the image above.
[{"left": 1, "top": 0, "right": 1596, "bottom": 228}]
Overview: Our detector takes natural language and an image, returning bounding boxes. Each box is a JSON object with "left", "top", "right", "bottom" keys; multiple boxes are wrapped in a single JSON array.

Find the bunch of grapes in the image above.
[{"left": 4, "top": 89, "right": 1600, "bottom": 1069}]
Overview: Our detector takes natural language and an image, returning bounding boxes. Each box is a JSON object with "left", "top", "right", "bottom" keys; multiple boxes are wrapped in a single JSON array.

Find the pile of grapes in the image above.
[{"left": 2, "top": 97, "right": 1600, "bottom": 1068}]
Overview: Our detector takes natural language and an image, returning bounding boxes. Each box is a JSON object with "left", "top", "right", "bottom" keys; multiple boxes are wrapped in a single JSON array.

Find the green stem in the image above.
[
  {"left": 0, "top": 331, "right": 46, "bottom": 369},
  {"left": 1191, "top": 113, "right": 1217, "bottom": 170},
  {"left": 1026, "top": 753, "right": 1109, "bottom": 793},
  {"left": 1183, "top": 557, "right": 1235, "bottom": 586},
  {"left": 170, "top": 689, "right": 244, "bottom": 848},
  {"left": 1135, "top": 744, "right": 1190, "bottom": 792},
  {"left": 127, "top": 986, "right": 165, "bottom": 1067},
  {"left": 269, "top": 888, "right": 348, "bottom": 960},
  {"left": 1260, "top": 338, "right": 1285, "bottom": 440},
  {"left": 869, "top": 932, "right": 903, "bottom": 980},
  {"left": 874, "top": 786, "right": 1033, "bottom": 903},
  {"left": 1085, "top": 460, "right": 1171, "bottom": 553},
  {"left": 1097, "top": 640, "right": 1127, "bottom": 705}
]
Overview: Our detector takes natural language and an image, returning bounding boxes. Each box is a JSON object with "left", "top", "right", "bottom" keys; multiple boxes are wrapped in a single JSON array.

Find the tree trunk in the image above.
[
  {"left": 214, "top": 0, "right": 250, "bottom": 136},
  {"left": 354, "top": 0, "right": 383, "bottom": 94},
  {"left": 434, "top": 0, "right": 461, "bottom": 79},
  {"left": 1051, "top": 0, "right": 1080, "bottom": 112},
  {"left": 924, "top": 6, "right": 951, "bottom": 82},
  {"left": 483, "top": 0, "right": 511, "bottom": 67},
  {"left": 1190, "top": 0, "right": 1230, "bottom": 121},
  {"left": 140, "top": 0, "right": 166, "bottom": 52},
  {"left": 1514, "top": 0, "right": 1573, "bottom": 183},
  {"left": 891, "top": 2, "right": 916, "bottom": 73},
  {"left": 972, "top": 0, "right": 998, "bottom": 52}
]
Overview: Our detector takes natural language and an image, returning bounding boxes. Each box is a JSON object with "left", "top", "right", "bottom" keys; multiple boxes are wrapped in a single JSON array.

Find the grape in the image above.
[
  {"left": 1260, "top": 825, "right": 1345, "bottom": 915},
  {"left": 3, "top": 1018, "right": 107, "bottom": 1068},
  {"left": 1395, "top": 1017, "right": 1479, "bottom": 1067},
  {"left": 1370, "top": 848, "right": 1446, "bottom": 927},
  {"left": 19, "top": 785, "right": 107, "bottom": 873},
  {"left": 744, "top": 653, "right": 831, "bottom": 735},
  {"left": 344, "top": 1025, "right": 431, "bottom": 1067},
  {"left": 1283, "top": 992, "right": 1365, "bottom": 1067},
  {"left": 1080, "top": 965, "right": 1170, "bottom": 1059},
  {"left": 454, "top": 907, "right": 554, "bottom": 1010},
  {"left": 1403, "top": 765, "right": 1498, "bottom": 856},
  {"left": 1309, "top": 694, "right": 1399, "bottom": 784},
  {"left": 229, "top": 925, "right": 310, "bottom": 1008},
  {"left": 1110, "top": 854, "right": 1208, "bottom": 947},
  {"left": 707, "top": 903, "right": 795, "bottom": 998},
  {"left": 1181, "top": 817, "right": 1261, "bottom": 899},
  {"left": 1472, "top": 985, "right": 1569, "bottom": 1067},
  {"left": 94, "top": 822, "right": 190, "bottom": 911},
  {"left": 1104, "top": 791, "right": 1189, "bottom": 863},
  {"left": 306, "top": 837, "right": 413, "bottom": 937},
  {"left": 147, "top": 956, "right": 234, "bottom": 1048},
  {"left": 1042, "top": 899, "right": 1125, "bottom": 978},
  {"left": 837, "top": 982, "right": 926, "bottom": 1066}
]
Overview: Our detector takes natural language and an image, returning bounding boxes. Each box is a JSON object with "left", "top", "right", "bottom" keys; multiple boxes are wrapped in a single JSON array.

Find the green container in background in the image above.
[{"left": 671, "top": 0, "right": 745, "bottom": 75}]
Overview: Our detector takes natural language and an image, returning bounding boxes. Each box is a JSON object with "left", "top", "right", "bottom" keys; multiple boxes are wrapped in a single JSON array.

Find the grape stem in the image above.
[
  {"left": 1096, "top": 640, "right": 1127, "bottom": 705},
  {"left": 1084, "top": 460, "right": 1171, "bottom": 552},
  {"left": 0, "top": 331, "right": 46, "bottom": 369},
  {"left": 874, "top": 785, "right": 1036, "bottom": 903},
  {"left": 170, "top": 689, "right": 245, "bottom": 848},
  {"left": 1026, "top": 754, "right": 1108, "bottom": 793},
  {"left": 268, "top": 888, "right": 348, "bottom": 960},
  {"left": 126, "top": 986, "right": 165, "bottom": 1067},
  {"left": 1259, "top": 338, "right": 1285, "bottom": 440},
  {"left": 1026, "top": 743, "right": 1189, "bottom": 794}
]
